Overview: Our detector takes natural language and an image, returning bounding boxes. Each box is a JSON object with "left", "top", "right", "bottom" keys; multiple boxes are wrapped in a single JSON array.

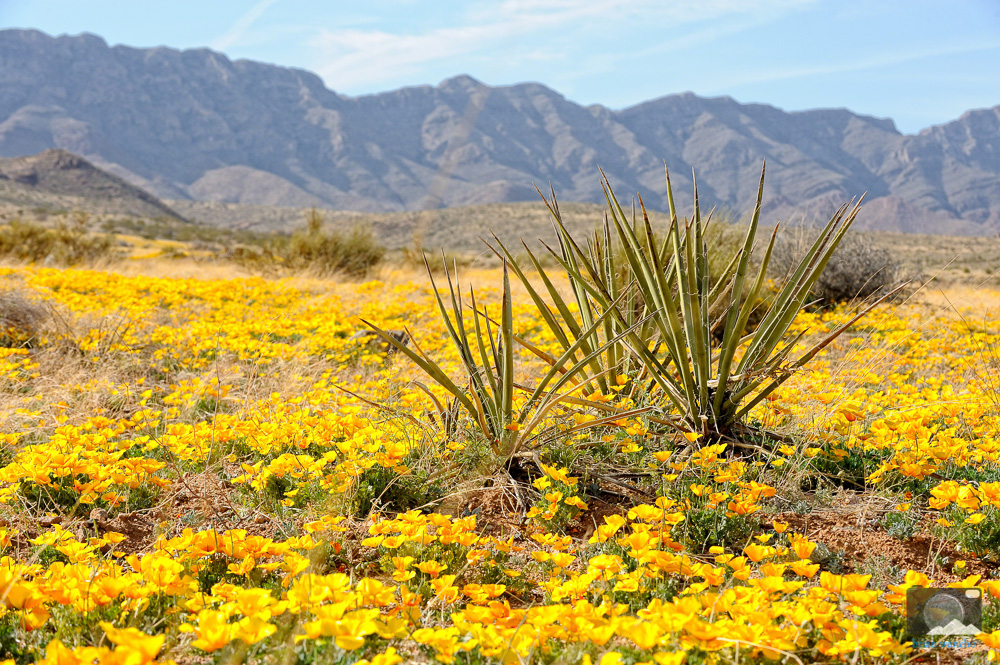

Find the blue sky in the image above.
[{"left": 2, "top": 0, "right": 998, "bottom": 133}]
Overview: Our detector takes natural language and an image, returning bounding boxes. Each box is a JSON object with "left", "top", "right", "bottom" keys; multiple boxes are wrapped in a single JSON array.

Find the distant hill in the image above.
[
  {"left": 1, "top": 29, "right": 999, "bottom": 235},
  {"left": 0, "top": 148, "right": 184, "bottom": 220}
]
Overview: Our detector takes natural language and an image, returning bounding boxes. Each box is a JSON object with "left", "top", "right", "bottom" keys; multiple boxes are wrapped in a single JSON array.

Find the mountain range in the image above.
[{"left": 1, "top": 28, "right": 999, "bottom": 235}]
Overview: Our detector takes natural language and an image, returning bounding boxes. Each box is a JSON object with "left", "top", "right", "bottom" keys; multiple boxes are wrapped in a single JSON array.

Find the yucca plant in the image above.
[
  {"left": 489, "top": 185, "right": 742, "bottom": 424},
  {"left": 362, "top": 255, "right": 650, "bottom": 466},
  {"left": 489, "top": 222, "right": 660, "bottom": 399},
  {"left": 505, "top": 164, "right": 902, "bottom": 443}
]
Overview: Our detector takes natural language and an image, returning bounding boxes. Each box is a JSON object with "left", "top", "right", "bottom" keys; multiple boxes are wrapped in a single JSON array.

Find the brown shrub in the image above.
[{"left": 771, "top": 226, "right": 901, "bottom": 307}]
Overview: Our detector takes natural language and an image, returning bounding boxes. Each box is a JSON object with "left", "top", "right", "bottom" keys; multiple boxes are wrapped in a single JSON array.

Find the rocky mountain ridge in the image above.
[{"left": 1, "top": 29, "right": 998, "bottom": 234}]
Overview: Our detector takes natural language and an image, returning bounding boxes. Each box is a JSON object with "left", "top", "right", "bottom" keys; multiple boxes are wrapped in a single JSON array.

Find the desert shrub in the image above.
[
  {"left": 280, "top": 208, "right": 384, "bottom": 277},
  {"left": 0, "top": 287, "right": 49, "bottom": 347},
  {"left": 105, "top": 208, "right": 385, "bottom": 277},
  {"left": 0, "top": 216, "right": 119, "bottom": 266},
  {"left": 771, "top": 226, "right": 900, "bottom": 307},
  {"left": 223, "top": 211, "right": 384, "bottom": 278},
  {"left": 224, "top": 244, "right": 283, "bottom": 276}
]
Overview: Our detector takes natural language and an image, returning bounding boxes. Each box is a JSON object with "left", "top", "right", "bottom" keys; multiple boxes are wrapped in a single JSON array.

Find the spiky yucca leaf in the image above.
[
  {"left": 363, "top": 254, "right": 651, "bottom": 464},
  {"left": 488, "top": 188, "right": 667, "bottom": 398}
]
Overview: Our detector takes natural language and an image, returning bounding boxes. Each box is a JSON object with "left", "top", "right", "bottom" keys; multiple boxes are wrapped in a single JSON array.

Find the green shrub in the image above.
[
  {"left": 939, "top": 505, "right": 1000, "bottom": 558},
  {"left": 0, "top": 216, "right": 119, "bottom": 266},
  {"left": 281, "top": 208, "right": 384, "bottom": 277},
  {"left": 350, "top": 464, "right": 444, "bottom": 517}
]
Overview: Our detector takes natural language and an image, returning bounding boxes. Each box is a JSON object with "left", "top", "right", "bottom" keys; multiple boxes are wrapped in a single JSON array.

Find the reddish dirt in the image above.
[
  {"left": 104, "top": 511, "right": 155, "bottom": 554},
  {"left": 570, "top": 495, "right": 629, "bottom": 541},
  {"left": 771, "top": 508, "right": 995, "bottom": 583},
  {"left": 907, "top": 644, "right": 989, "bottom": 663},
  {"left": 159, "top": 470, "right": 239, "bottom": 527}
]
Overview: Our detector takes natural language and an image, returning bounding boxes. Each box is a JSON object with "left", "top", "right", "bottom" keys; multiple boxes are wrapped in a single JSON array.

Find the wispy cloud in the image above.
[
  {"left": 211, "top": 0, "right": 281, "bottom": 51},
  {"left": 310, "top": 0, "right": 814, "bottom": 90},
  {"left": 706, "top": 39, "right": 1000, "bottom": 92}
]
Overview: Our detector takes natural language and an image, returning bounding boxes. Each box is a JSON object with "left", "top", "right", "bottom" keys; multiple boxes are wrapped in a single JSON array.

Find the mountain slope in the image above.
[
  {"left": 1, "top": 29, "right": 998, "bottom": 234},
  {"left": 0, "top": 148, "right": 184, "bottom": 220}
]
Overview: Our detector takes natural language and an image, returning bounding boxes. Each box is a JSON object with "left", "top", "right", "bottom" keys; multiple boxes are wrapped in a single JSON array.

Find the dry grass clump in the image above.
[
  {"left": 0, "top": 207, "right": 386, "bottom": 279},
  {"left": 772, "top": 226, "right": 902, "bottom": 306},
  {"left": 0, "top": 285, "right": 49, "bottom": 347}
]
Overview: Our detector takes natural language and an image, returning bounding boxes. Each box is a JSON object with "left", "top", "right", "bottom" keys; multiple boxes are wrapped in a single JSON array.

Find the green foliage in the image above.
[
  {"left": 20, "top": 476, "right": 88, "bottom": 516},
  {"left": 983, "top": 597, "right": 1000, "bottom": 633},
  {"left": 677, "top": 506, "right": 758, "bottom": 553},
  {"left": 667, "top": 478, "right": 760, "bottom": 552},
  {"left": 122, "top": 480, "right": 161, "bottom": 514},
  {"left": 350, "top": 464, "right": 444, "bottom": 517},
  {"left": 32, "top": 544, "right": 70, "bottom": 568},
  {"left": 940, "top": 505, "right": 1000, "bottom": 558},
  {"left": 195, "top": 555, "right": 236, "bottom": 593},
  {"left": 0, "top": 613, "right": 32, "bottom": 664},
  {"left": 810, "top": 445, "right": 888, "bottom": 491},
  {"left": 809, "top": 543, "right": 846, "bottom": 573},
  {"left": 873, "top": 606, "right": 908, "bottom": 646},
  {"left": 881, "top": 509, "right": 919, "bottom": 540},
  {"left": 791, "top": 499, "right": 814, "bottom": 515}
]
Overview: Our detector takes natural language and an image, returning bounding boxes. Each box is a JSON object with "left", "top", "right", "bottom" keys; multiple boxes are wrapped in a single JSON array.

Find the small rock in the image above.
[
  {"left": 810, "top": 542, "right": 834, "bottom": 563},
  {"left": 39, "top": 516, "right": 63, "bottom": 527},
  {"left": 350, "top": 329, "right": 409, "bottom": 354}
]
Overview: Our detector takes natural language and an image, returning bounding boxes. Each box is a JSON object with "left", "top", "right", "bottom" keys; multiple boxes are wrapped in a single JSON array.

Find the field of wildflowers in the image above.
[{"left": 0, "top": 252, "right": 1000, "bottom": 665}]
